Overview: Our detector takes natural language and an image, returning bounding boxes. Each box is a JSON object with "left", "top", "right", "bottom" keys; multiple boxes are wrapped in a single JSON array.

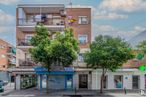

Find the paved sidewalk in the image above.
[
  {"left": 2, "top": 88, "right": 146, "bottom": 97},
  {"left": 0, "top": 83, "right": 15, "bottom": 96}
]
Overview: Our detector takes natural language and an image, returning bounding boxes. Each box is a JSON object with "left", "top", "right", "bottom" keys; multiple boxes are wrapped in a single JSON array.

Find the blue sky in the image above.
[{"left": 0, "top": 0, "right": 146, "bottom": 46}]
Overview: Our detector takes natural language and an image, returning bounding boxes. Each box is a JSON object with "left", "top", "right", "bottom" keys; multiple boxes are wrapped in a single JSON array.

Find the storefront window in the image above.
[
  {"left": 114, "top": 75, "right": 123, "bottom": 89},
  {"left": 20, "top": 74, "right": 37, "bottom": 89},
  {"left": 66, "top": 76, "right": 72, "bottom": 89}
]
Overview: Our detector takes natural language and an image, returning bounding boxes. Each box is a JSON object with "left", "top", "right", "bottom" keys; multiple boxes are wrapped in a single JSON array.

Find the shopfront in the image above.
[
  {"left": 20, "top": 74, "right": 37, "bottom": 89},
  {"left": 92, "top": 69, "right": 146, "bottom": 90},
  {"left": 34, "top": 67, "right": 74, "bottom": 90}
]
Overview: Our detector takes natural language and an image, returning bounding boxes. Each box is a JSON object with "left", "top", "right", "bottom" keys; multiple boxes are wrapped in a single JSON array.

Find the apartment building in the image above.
[
  {"left": 12, "top": 4, "right": 91, "bottom": 90},
  {"left": 66, "top": 7, "right": 92, "bottom": 90},
  {"left": 0, "top": 39, "right": 16, "bottom": 71}
]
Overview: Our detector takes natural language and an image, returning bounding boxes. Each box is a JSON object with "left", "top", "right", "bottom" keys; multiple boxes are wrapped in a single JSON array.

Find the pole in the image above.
[{"left": 124, "top": 88, "right": 127, "bottom": 94}]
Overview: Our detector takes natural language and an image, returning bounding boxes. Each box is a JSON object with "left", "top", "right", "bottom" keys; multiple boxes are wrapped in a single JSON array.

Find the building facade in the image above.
[
  {"left": 0, "top": 39, "right": 16, "bottom": 71},
  {"left": 66, "top": 7, "right": 92, "bottom": 90},
  {"left": 10, "top": 3, "right": 146, "bottom": 91},
  {"left": 92, "top": 57, "right": 146, "bottom": 90},
  {"left": 12, "top": 4, "right": 92, "bottom": 90}
]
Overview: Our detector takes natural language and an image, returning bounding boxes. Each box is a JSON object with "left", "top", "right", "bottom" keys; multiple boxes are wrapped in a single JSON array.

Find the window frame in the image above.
[
  {"left": 78, "top": 16, "right": 88, "bottom": 24},
  {"left": 78, "top": 35, "right": 88, "bottom": 45},
  {"left": 78, "top": 53, "right": 84, "bottom": 62}
]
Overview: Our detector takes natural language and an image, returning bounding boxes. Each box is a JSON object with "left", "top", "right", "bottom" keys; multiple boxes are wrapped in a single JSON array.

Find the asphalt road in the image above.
[{"left": 0, "top": 94, "right": 144, "bottom": 97}]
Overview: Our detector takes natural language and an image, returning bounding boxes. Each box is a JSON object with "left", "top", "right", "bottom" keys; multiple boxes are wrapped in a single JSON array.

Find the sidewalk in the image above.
[
  {"left": 0, "top": 83, "right": 15, "bottom": 96},
  {"left": 2, "top": 88, "right": 145, "bottom": 97}
]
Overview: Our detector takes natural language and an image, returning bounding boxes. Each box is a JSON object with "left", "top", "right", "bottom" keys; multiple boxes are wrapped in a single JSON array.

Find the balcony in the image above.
[
  {"left": 19, "top": 59, "right": 36, "bottom": 67},
  {"left": 18, "top": 17, "right": 65, "bottom": 31},
  {"left": 17, "top": 39, "right": 33, "bottom": 49},
  {"left": 7, "top": 47, "right": 16, "bottom": 57}
]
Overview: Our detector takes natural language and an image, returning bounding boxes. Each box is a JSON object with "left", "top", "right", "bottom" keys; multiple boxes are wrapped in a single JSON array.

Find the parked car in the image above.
[
  {"left": 0, "top": 80, "right": 4, "bottom": 92},
  {"left": 0, "top": 80, "right": 4, "bottom": 86}
]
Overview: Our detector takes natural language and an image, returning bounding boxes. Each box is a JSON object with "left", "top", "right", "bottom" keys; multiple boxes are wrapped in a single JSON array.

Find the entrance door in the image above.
[
  {"left": 132, "top": 76, "right": 140, "bottom": 89},
  {"left": 79, "top": 74, "right": 88, "bottom": 89}
]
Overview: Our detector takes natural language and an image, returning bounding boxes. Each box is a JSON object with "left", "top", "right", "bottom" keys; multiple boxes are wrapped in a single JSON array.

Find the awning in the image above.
[{"left": 34, "top": 66, "right": 75, "bottom": 75}]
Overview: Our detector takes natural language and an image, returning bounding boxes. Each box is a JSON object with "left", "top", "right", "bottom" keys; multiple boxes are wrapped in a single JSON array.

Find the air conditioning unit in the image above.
[{"left": 60, "top": 10, "right": 66, "bottom": 17}]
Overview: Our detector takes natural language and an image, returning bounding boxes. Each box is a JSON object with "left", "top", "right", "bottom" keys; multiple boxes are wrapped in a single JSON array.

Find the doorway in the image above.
[
  {"left": 79, "top": 74, "right": 88, "bottom": 89},
  {"left": 132, "top": 75, "right": 140, "bottom": 89}
]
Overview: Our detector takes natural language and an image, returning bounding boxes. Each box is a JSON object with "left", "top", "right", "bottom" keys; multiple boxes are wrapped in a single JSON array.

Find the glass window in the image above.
[
  {"left": 78, "top": 35, "right": 88, "bottom": 44},
  {"left": 78, "top": 54, "right": 84, "bottom": 62},
  {"left": 25, "top": 35, "right": 34, "bottom": 44},
  {"left": 1, "top": 54, "right": 6, "bottom": 58},
  {"left": 114, "top": 75, "right": 123, "bottom": 89},
  {"left": 78, "top": 53, "right": 84, "bottom": 62},
  {"left": 78, "top": 16, "right": 88, "bottom": 24}
]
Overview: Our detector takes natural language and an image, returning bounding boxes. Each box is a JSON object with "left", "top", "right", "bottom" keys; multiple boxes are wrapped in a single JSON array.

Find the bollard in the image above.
[
  {"left": 124, "top": 88, "right": 127, "bottom": 94},
  {"left": 75, "top": 87, "right": 77, "bottom": 95}
]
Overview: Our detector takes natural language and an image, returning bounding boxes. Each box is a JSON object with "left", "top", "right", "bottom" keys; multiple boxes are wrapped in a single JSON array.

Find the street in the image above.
[{"left": 0, "top": 94, "right": 145, "bottom": 97}]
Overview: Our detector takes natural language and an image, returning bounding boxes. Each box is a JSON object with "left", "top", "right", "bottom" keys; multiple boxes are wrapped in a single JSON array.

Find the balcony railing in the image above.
[
  {"left": 18, "top": 39, "right": 32, "bottom": 46},
  {"left": 18, "top": 18, "right": 65, "bottom": 26},
  {"left": 7, "top": 47, "right": 16, "bottom": 54},
  {"left": 19, "top": 59, "right": 35, "bottom": 66}
]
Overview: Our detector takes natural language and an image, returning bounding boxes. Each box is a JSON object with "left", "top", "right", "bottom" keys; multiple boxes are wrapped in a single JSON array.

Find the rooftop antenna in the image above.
[{"left": 69, "top": 0, "right": 72, "bottom": 8}]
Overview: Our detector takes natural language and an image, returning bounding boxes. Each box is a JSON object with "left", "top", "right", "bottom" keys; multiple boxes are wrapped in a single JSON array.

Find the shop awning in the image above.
[{"left": 34, "top": 67, "right": 75, "bottom": 75}]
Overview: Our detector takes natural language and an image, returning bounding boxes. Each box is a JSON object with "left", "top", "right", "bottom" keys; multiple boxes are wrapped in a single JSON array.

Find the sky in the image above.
[{"left": 0, "top": 0, "right": 146, "bottom": 46}]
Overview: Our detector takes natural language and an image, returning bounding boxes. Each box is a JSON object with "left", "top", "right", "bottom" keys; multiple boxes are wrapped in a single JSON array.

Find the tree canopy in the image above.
[
  {"left": 137, "top": 40, "right": 146, "bottom": 54},
  {"left": 29, "top": 24, "right": 79, "bottom": 70},
  {"left": 84, "top": 35, "right": 134, "bottom": 71}
]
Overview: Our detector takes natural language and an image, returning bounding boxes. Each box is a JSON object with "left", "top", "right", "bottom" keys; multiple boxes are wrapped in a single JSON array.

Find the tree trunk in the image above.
[
  {"left": 46, "top": 75, "right": 49, "bottom": 93},
  {"left": 100, "top": 69, "right": 105, "bottom": 94}
]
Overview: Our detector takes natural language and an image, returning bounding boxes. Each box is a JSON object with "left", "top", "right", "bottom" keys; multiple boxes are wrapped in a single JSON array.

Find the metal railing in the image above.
[
  {"left": 18, "top": 18, "right": 65, "bottom": 26},
  {"left": 19, "top": 59, "right": 35, "bottom": 66},
  {"left": 17, "top": 39, "right": 32, "bottom": 46}
]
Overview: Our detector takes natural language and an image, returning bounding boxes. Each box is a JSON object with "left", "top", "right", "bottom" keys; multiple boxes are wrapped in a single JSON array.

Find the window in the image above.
[
  {"left": 78, "top": 16, "right": 88, "bottom": 24},
  {"left": 1, "top": 54, "right": 6, "bottom": 58},
  {"left": 78, "top": 35, "right": 88, "bottom": 44},
  {"left": 78, "top": 53, "right": 84, "bottom": 62},
  {"left": 25, "top": 35, "right": 34, "bottom": 44},
  {"left": 0, "top": 45, "right": 5, "bottom": 49},
  {"left": 114, "top": 75, "right": 123, "bottom": 89},
  {"left": 3, "top": 65, "right": 5, "bottom": 68}
]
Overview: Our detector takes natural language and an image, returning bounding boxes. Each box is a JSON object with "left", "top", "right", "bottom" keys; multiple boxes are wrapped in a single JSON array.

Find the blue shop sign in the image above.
[
  {"left": 34, "top": 67, "right": 48, "bottom": 72},
  {"left": 64, "top": 67, "right": 74, "bottom": 71},
  {"left": 34, "top": 67, "right": 75, "bottom": 75}
]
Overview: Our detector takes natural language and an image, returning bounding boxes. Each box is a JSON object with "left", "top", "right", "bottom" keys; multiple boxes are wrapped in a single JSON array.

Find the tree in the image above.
[
  {"left": 84, "top": 35, "right": 134, "bottom": 94},
  {"left": 137, "top": 40, "right": 146, "bottom": 54},
  {"left": 29, "top": 24, "right": 79, "bottom": 92}
]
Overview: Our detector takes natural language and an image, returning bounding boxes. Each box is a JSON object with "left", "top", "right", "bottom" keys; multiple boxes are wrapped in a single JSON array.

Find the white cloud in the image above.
[
  {"left": 95, "top": 11, "right": 128, "bottom": 20},
  {"left": 0, "top": 9, "right": 15, "bottom": 26},
  {"left": 134, "top": 26, "right": 146, "bottom": 32},
  {"left": 99, "top": 0, "right": 146, "bottom": 12},
  {"left": 96, "top": 25, "right": 115, "bottom": 32},
  {"left": 93, "top": 25, "right": 145, "bottom": 40},
  {"left": 0, "top": 0, "right": 20, "bottom": 5}
]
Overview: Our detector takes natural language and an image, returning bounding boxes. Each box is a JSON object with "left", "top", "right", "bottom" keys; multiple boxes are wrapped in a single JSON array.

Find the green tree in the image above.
[
  {"left": 29, "top": 24, "right": 79, "bottom": 92},
  {"left": 137, "top": 40, "right": 146, "bottom": 54},
  {"left": 84, "top": 35, "right": 134, "bottom": 93}
]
